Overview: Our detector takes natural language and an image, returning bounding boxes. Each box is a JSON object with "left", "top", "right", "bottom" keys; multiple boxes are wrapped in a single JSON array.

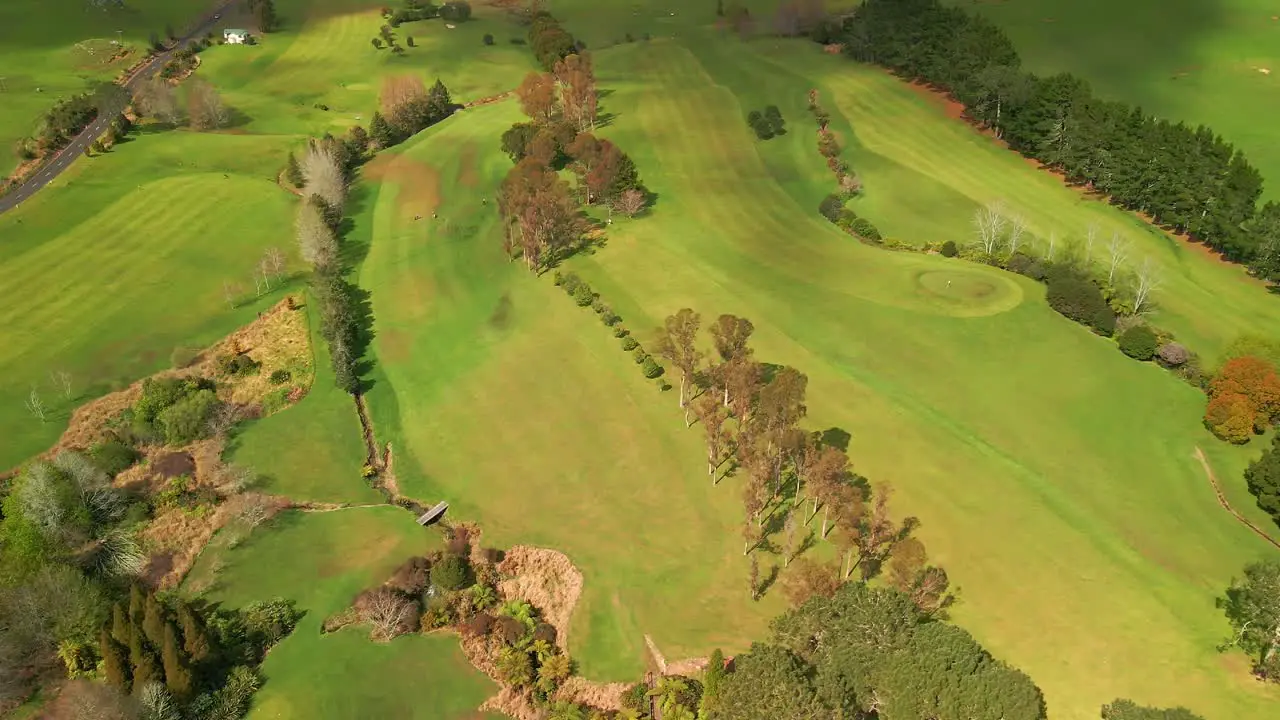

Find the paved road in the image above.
[{"left": 0, "top": 0, "right": 237, "bottom": 216}]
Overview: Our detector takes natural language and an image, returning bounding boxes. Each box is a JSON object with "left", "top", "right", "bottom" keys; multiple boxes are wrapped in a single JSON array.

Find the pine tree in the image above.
[
  {"left": 701, "top": 647, "right": 726, "bottom": 716},
  {"left": 132, "top": 645, "right": 162, "bottom": 695},
  {"left": 369, "top": 112, "right": 396, "bottom": 148},
  {"left": 178, "top": 602, "right": 213, "bottom": 664},
  {"left": 162, "top": 621, "right": 194, "bottom": 700},
  {"left": 285, "top": 152, "right": 303, "bottom": 187},
  {"left": 143, "top": 592, "right": 167, "bottom": 647},
  {"left": 100, "top": 629, "right": 131, "bottom": 689},
  {"left": 111, "top": 603, "right": 132, "bottom": 645}
]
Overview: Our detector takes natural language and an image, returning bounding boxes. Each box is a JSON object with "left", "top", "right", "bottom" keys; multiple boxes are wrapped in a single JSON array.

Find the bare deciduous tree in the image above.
[
  {"left": 1105, "top": 232, "right": 1129, "bottom": 285},
  {"left": 187, "top": 77, "right": 229, "bottom": 130},
  {"left": 1007, "top": 213, "right": 1027, "bottom": 255},
  {"left": 24, "top": 386, "right": 47, "bottom": 423},
  {"left": 1045, "top": 230, "right": 1057, "bottom": 261},
  {"left": 302, "top": 139, "right": 347, "bottom": 211},
  {"left": 50, "top": 370, "right": 72, "bottom": 400},
  {"left": 296, "top": 201, "right": 337, "bottom": 268},
  {"left": 972, "top": 200, "right": 1006, "bottom": 255},
  {"left": 614, "top": 188, "right": 646, "bottom": 217},
  {"left": 359, "top": 588, "right": 414, "bottom": 640},
  {"left": 206, "top": 402, "right": 244, "bottom": 439},
  {"left": 1133, "top": 256, "right": 1162, "bottom": 313},
  {"left": 1084, "top": 223, "right": 1099, "bottom": 267},
  {"left": 223, "top": 280, "right": 243, "bottom": 310},
  {"left": 264, "top": 246, "right": 287, "bottom": 280},
  {"left": 133, "top": 75, "right": 180, "bottom": 124}
]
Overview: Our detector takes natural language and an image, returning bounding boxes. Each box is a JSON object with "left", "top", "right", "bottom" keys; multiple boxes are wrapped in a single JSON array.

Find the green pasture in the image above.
[
  {"left": 227, "top": 295, "right": 380, "bottom": 505},
  {"left": 0, "top": 0, "right": 530, "bottom": 469},
  {"left": 955, "top": 0, "right": 1280, "bottom": 197},
  {"left": 0, "top": 0, "right": 213, "bottom": 177},
  {"left": 575, "top": 34, "right": 1280, "bottom": 718},
  {"left": 188, "top": 507, "right": 498, "bottom": 720},
  {"left": 0, "top": 130, "right": 298, "bottom": 469},
  {"left": 358, "top": 100, "right": 787, "bottom": 680},
  {"left": 353, "top": 19, "right": 1280, "bottom": 717}
]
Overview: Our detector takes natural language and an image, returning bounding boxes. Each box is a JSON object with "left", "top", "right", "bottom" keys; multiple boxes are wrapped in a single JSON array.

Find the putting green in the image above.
[{"left": 912, "top": 268, "right": 1023, "bottom": 315}]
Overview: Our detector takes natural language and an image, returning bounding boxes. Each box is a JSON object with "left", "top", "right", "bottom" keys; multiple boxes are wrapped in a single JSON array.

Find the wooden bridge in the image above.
[{"left": 416, "top": 501, "right": 448, "bottom": 526}]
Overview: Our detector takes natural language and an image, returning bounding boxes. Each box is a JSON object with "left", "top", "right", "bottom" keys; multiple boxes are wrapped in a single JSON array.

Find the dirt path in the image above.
[
  {"left": 463, "top": 90, "right": 514, "bottom": 109},
  {"left": 1193, "top": 447, "right": 1280, "bottom": 550},
  {"left": 293, "top": 501, "right": 386, "bottom": 513}
]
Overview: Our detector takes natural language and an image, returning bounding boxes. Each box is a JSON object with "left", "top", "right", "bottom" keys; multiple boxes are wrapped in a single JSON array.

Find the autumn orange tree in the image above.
[
  {"left": 553, "top": 53, "right": 598, "bottom": 132},
  {"left": 1204, "top": 356, "right": 1280, "bottom": 443},
  {"left": 497, "top": 158, "right": 582, "bottom": 272}
]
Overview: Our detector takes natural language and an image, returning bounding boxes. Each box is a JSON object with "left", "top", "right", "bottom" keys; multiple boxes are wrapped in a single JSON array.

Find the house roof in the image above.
[{"left": 223, "top": 28, "right": 249, "bottom": 35}]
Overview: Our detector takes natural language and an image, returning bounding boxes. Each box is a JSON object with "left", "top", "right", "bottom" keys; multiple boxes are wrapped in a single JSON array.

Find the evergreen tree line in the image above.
[
  {"left": 827, "top": 0, "right": 1280, "bottom": 282},
  {"left": 527, "top": 9, "right": 583, "bottom": 70},
  {"left": 99, "top": 585, "right": 300, "bottom": 718}
]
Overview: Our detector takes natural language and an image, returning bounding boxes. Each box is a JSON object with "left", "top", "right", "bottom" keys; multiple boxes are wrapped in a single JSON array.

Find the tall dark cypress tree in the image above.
[
  {"left": 143, "top": 592, "right": 167, "bottom": 647},
  {"left": 162, "top": 621, "right": 194, "bottom": 700},
  {"left": 129, "top": 584, "right": 146, "bottom": 626},
  {"left": 178, "top": 602, "right": 213, "bottom": 665},
  {"left": 131, "top": 644, "right": 162, "bottom": 695},
  {"left": 111, "top": 603, "right": 132, "bottom": 646},
  {"left": 100, "top": 629, "right": 131, "bottom": 690}
]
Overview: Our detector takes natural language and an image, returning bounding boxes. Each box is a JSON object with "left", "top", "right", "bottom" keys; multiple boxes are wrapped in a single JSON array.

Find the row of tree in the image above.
[
  {"left": 651, "top": 309, "right": 951, "bottom": 611},
  {"left": 291, "top": 136, "right": 365, "bottom": 393},
  {"left": 370, "top": 76, "right": 456, "bottom": 149},
  {"left": 527, "top": 7, "right": 581, "bottom": 70},
  {"left": 831, "top": 0, "right": 1280, "bottom": 284}
]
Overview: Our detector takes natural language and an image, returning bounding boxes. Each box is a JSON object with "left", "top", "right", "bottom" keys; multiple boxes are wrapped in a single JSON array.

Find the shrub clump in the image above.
[
  {"left": 269, "top": 368, "right": 291, "bottom": 384},
  {"left": 621, "top": 336, "right": 639, "bottom": 351},
  {"left": 216, "top": 353, "right": 261, "bottom": 378},
  {"left": 641, "top": 356, "right": 664, "bottom": 379},
  {"left": 1117, "top": 325, "right": 1158, "bottom": 361},
  {"left": 1045, "top": 269, "right": 1115, "bottom": 336},
  {"left": 940, "top": 240, "right": 958, "bottom": 258},
  {"left": 131, "top": 377, "right": 220, "bottom": 445},
  {"left": 430, "top": 555, "right": 472, "bottom": 592},
  {"left": 90, "top": 439, "right": 140, "bottom": 476}
]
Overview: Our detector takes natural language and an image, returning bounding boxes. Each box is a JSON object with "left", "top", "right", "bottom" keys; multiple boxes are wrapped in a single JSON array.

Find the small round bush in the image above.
[
  {"left": 431, "top": 555, "right": 472, "bottom": 592},
  {"left": 613, "top": 325, "right": 629, "bottom": 338},
  {"left": 91, "top": 439, "right": 141, "bottom": 476},
  {"left": 572, "top": 284, "right": 594, "bottom": 307},
  {"left": 940, "top": 240, "right": 958, "bottom": 258},
  {"left": 1156, "top": 342, "right": 1190, "bottom": 367},
  {"left": 641, "top": 357, "right": 664, "bottom": 379},
  {"left": 591, "top": 299, "right": 607, "bottom": 314},
  {"left": 483, "top": 33, "right": 495, "bottom": 46},
  {"left": 621, "top": 337, "right": 639, "bottom": 351},
  {"left": 632, "top": 349, "right": 648, "bottom": 364},
  {"left": 1117, "top": 324, "right": 1158, "bottom": 360},
  {"left": 851, "top": 218, "right": 881, "bottom": 242},
  {"left": 269, "top": 368, "right": 291, "bottom": 384},
  {"left": 553, "top": 270, "right": 565, "bottom": 286}
]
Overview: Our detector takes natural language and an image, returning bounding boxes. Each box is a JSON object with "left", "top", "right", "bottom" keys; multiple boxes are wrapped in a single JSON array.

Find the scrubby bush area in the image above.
[
  {"left": 1117, "top": 325, "right": 1158, "bottom": 361},
  {"left": 1044, "top": 269, "right": 1115, "bottom": 337},
  {"left": 127, "top": 377, "right": 222, "bottom": 446}
]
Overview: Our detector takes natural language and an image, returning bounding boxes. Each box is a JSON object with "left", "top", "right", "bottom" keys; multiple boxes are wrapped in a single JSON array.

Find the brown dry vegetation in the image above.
[
  {"left": 142, "top": 492, "right": 290, "bottom": 589},
  {"left": 496, "top": 546, "right": 584, "bottom": 650},
  {"left": 41, "top": 298, "right": 310, "bottom": 465}
]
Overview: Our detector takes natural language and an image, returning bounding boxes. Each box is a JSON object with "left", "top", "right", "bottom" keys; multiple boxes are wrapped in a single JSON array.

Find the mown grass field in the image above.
[
  {"left": 188, "top": 507, "right": 500, "bottom": 720},
  {"left": 227, "top": 294, "right": 381, "bottom": 505},
  {"left": 0, "top": 0, "right": 214, "bottom": 177},
  {"left": 956, "top": 0, "right": 1280, "bottom": 197},
  {"left": 354, "top": 12, "right": 1280, "bottom": 717},
  {"left": 358, "top": 100, "right": 788, "bottom": 679},
  {"left": 0, "top": 0, "right": 528, "bottom": 469}
]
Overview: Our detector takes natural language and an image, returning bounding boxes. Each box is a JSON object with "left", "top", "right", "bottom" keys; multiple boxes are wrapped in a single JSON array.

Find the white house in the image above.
[{"left": 222, "top": 29, "right": 250, "bottom": 44}]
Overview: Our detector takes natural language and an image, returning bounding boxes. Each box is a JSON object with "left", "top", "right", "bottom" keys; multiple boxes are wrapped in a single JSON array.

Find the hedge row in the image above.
[{"left": 555, "top": 271, "right": 665, "bottom": 381}]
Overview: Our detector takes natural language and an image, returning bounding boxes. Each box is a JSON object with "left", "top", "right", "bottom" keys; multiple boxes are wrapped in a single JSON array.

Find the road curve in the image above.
[{"left": 0, "top": 0, "right": 237, "bottom": 216}]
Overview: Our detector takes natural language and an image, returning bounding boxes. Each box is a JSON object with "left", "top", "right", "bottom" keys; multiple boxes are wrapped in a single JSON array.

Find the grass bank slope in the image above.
[
  {"left": 957, "top": 0, "right": 1280, "bottom": 198},
  {"left": 562, "top": 36, "right": 1279, "bottom": 719},
  {"left": 194, "top": 507, "right": 498, "bottom": 720},
  {"left": 358, "top": 100, "right": 787, "bottom": 680}
]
